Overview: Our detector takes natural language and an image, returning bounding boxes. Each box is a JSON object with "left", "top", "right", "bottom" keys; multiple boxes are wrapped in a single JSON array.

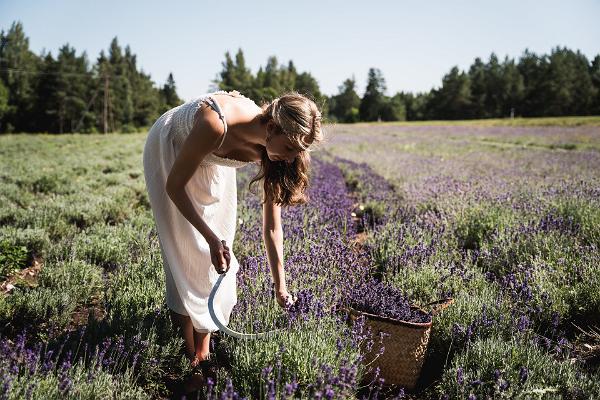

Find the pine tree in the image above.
[
  {"left": 57, "top": 44, "right": 92, "bottom": 132},
  {"left": 468, "top": 57, "right": 487, "bottom": 118},
  {"left": 162, "top": 73, "right": 181, "bottom": 106},
  {"left": 502, "top": 56, "right": 525, "bottom": 117},
  {"left": 380, "top": 93, "right": 406, "bottom": 121},
  {"left": 330, "top": 76, "right": 360, "bottom": 122},
  {"left": 518, "top": 49, "right": 546, "bottom": 116},
  {"left": 428, "top": 66, "right": 472, "bottom": 120},
  {"left": 0, "top": 21, "right": 41, "bottom": 132},
  {"left": 0, "top": 80, "right": 8, "bottom": 127},
  {"left": 261, "top": 56, "right": 282, "bottom": 100},
  {"left": 233, "top": 48, "right": 254, "bottom": 94},
  {"left": 107, "top": 37, "right": 133, "bottom": 129},
  {"left": 296, "top": 71, "right": 327, "bottom": 116},
  {"left": 34, "top": 53, "right": 60, "bottom": 132},
  {"left": 159, "top": 72, "right": 182, "bottom": 114},
  {"left": 359, "top": 68, "right": 387, "bottom": 121},
  {"left": 280, "top": 60, "right": 297, "bottom": 92},
  {"left": 0, "top": 22, "right": 181, "bottom": 132},
  {"left": 217, "top": 48, "right": 254, "bottom": 94},
  {"left": 590, "top": 55, "right": 600, "bottom": 115}
]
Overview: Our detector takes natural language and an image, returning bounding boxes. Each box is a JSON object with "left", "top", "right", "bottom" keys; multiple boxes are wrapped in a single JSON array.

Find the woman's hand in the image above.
[
  {"left": 208, "top": 238, "right": 231, "bottom": 274},
  {"left": 275, "top": 288, "right": 297, "bottom": 308}
]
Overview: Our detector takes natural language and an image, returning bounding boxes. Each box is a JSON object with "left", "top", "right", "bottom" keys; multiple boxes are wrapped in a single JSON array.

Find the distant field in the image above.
[
  {"left": 1, "top": 123, "right": 599, "bottom": 399},
  {"left": 343, "top": 115, "right": 600, "bottom": 127},
  {"left": 323, "top": 123, "right": 600, "bottom": 186}
]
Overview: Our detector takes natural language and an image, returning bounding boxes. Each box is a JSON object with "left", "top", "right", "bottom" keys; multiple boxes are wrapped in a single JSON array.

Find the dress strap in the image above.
[{"left": 202, "top": 96, "right": 228, "bottom": 149}]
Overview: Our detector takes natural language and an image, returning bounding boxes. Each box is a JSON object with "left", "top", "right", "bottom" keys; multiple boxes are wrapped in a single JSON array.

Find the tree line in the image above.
[
  {"left": 0, "top": 22, "right": 181, "bottom": 133},
  {"left": 208, "top": 46, "right": 600, "bottom": 123},
  {"left": 397, "top": 49, "right": 600, "bottom": 121},
  {"left": 1, "top": 21, "right": 599, "bottom": 133}
]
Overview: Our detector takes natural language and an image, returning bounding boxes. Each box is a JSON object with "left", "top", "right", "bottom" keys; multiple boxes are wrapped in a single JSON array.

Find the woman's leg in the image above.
[
  {"left": 169, "top": 310, "right": 212, "bottom": 362},
  {"left": 169, "top": 310, "right": 196, "bottom": 361},
  {"left": 194, "top": 330, "right": 211, "bottom": 360}
]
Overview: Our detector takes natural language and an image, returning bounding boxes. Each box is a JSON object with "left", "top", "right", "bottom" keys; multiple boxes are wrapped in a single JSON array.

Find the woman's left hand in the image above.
[{"left": 276, "top": 289, "right": 297, "bottom": 308}]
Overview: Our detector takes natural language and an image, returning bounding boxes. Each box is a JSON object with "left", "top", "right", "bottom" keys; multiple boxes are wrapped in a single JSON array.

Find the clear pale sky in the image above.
[{"left": 1, "top": 0, "right": 599, "bottom": 102}]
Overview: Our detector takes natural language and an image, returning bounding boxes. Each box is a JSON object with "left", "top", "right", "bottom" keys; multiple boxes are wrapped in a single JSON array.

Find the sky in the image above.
[{"left": 1, "top": 0, "right": 599, "bottom": 102}]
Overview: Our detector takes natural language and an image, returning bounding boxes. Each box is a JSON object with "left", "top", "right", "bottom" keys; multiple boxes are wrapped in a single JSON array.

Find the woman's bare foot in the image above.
[
  {"left": 195, "top": 352, "right": 211, "bottom": 361},
  {"left": 189, "top": 353, "right": 211, "bottom": 371}
]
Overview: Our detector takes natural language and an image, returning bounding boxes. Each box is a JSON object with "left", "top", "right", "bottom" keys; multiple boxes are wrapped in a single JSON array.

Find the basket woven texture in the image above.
[{"left": 348, "top": 298, "right": 452, "bottom": 390}]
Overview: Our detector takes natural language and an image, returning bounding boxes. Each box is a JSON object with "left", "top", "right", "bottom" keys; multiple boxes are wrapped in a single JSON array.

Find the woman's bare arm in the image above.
[
  {"left": 262, "top": 198, "right": 287, "bottom": 293},
  {"left": 165, "top": 104, "right": 225, "bottom": 244}
]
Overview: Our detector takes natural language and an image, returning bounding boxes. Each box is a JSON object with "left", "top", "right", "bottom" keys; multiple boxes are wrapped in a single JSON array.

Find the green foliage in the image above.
[
  {"left": 158, "top": 72, "right": 182, "bottom": 113},
  {"left": 0, "top": 259, "right": 103, "bottom": 329},
  {"left": 380, "top": 93, "right": 406, "bottom": 121},
  {"left": 221, "top": 317, "right": 362, "bottom": 398},
  {"left": 399, "top": 47, "right": 599, "bottom": 121},
  {"left": 359, "top": 68, "right": 387, "bottom": 121},
  {"left": 328, "top": 76, "right": 361, "bottom": 123},
  {"left": 552, "top": 197, "right": 600, "bottom": 247},
  {"left": 361, "top": 200, "right": 386, "bottom": 226},
  {"left": 428, "top": 66, "right": 473, "bottom": 120},
  {"left": 217, "top": 48, "right": 256, "bottom": 95},
  {"left": 477, "top": 227, "right": 573, "bottom": 275},
  {"left": 0, "top": 227, "right": 51, "bottom": 259},
  {"left": 591, "top": 55, "right": 600, "bottom": 114},
  {"left": 453, "top": 203, "right": 516, "bottom": 251},
  {"left": 438, "top": 336, "right": 600, "bottom": 399},
  {"left": 103, "top": 232, "right": 167, "bottom": 329},
  {"left": 530, "top": 250, "right": 600, "bottom": 323},
  {"left": 0, "top": 22, "right": 177, "bottom": 133},
  {"left": 0, "top": 79, "right": 8, "bottom": 123},
  {"left": 0, "top": 227, "right": 51, "bottom": 279},
  {"left": 429, "top": 280, "right": 508, "bottom": 351},
  {"left": 0, "top": 239, "right": 28, "bottom": 279},
  {"left": 3, "top": 20, "right": 598, "bottom": 130},
  {"left": 472, "top": 222, "right": 599, "bottom": 325},
  {"left": 0, "top": 21, "right": 41, "bottom": 132},
  {"left": 6, "top": 360, "right": 149, "bottom": 399},
  {"left": 215, "top": 50, "right": 330, "bottom": 119}
]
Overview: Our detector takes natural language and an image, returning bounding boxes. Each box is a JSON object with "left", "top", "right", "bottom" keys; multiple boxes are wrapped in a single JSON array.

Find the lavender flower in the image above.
[{"left": 457, "top": 367, "right": 464, "bottom": 385}]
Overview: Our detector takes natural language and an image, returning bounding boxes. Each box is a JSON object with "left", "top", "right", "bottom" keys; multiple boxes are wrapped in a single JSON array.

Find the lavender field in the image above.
[{"left": 0, "top": 122, "right": 599, "bottom": 399}]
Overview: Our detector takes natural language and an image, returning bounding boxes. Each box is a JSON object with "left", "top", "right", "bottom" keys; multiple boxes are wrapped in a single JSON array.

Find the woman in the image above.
[{"left": 142, "top": 89, "right": 323, "bottom": 380}]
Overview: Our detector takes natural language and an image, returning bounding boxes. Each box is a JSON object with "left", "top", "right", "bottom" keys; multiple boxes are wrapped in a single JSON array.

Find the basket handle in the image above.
[{"left": 422, "top": 297, "right": 454, "bottom": 316}]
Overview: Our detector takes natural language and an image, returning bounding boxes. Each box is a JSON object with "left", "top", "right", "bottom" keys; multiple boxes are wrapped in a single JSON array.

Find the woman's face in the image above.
[{"left": 266, "top": 122, "right": 302, "bottom": 163}]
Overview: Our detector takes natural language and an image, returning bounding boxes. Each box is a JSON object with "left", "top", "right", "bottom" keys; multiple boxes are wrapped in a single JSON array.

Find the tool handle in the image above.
[{"left": 220, "top": 239, "right": 231, "bottom": 270}]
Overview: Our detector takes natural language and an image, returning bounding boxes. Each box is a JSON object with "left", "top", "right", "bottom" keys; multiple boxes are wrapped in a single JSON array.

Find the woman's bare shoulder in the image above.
[
  {"left": 213, "top": 93, "right": 262, "bottom": 122},
  {"left": 193, "top": 100, "right": 227, "bottom": 137}
]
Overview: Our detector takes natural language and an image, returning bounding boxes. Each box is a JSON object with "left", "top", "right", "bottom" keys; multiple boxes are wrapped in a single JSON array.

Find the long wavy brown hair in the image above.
[{"left": 249, "top": 91, "right": 324, "bottom": 206}]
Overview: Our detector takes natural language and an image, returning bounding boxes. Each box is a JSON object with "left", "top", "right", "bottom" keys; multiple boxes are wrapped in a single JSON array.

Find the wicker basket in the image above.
[{"left": 346, "top": 298, "right": 453, "bottom": 390}]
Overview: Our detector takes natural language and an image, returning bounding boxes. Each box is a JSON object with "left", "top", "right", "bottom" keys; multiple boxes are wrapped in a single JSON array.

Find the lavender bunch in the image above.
[{"left": 347, "top": 278, "right": 432, "bottom": 324}]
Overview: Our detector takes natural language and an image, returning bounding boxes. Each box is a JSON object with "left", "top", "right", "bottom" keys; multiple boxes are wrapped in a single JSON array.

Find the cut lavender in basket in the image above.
[{"left": 348, "top": 278, "right": 432, "bottom": 324}]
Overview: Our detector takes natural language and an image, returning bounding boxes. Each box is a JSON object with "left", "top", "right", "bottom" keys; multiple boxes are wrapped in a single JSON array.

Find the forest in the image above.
[{"left": 1, "top": 21, "right": 599, "bottom": 133}]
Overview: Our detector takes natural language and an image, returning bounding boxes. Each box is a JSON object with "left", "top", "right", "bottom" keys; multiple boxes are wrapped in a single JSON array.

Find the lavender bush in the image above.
[
  {"left": 347, "top": 277, "right": 431, "bottom": 324},
  {"left": 325, "top": 122, "right": 600, "bottom": 398},
  {"left": 1, "top": 122, "right": 599, "bottom": 398}
]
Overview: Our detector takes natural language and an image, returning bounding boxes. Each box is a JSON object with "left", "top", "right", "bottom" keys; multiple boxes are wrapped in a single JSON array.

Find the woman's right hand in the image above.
[{"left": 208, "top": 237, "right": 231, "bottom": 274}]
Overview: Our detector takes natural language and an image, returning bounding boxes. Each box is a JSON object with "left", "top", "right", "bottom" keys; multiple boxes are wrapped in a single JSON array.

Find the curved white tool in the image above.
[{"left": 208, "top": 272, "right": 284, "bottom": 340}]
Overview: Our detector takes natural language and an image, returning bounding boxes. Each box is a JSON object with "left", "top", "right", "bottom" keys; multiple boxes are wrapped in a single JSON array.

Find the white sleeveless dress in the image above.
[{"left": 142, "top": 91, "right": 252, "bottom": 333}]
